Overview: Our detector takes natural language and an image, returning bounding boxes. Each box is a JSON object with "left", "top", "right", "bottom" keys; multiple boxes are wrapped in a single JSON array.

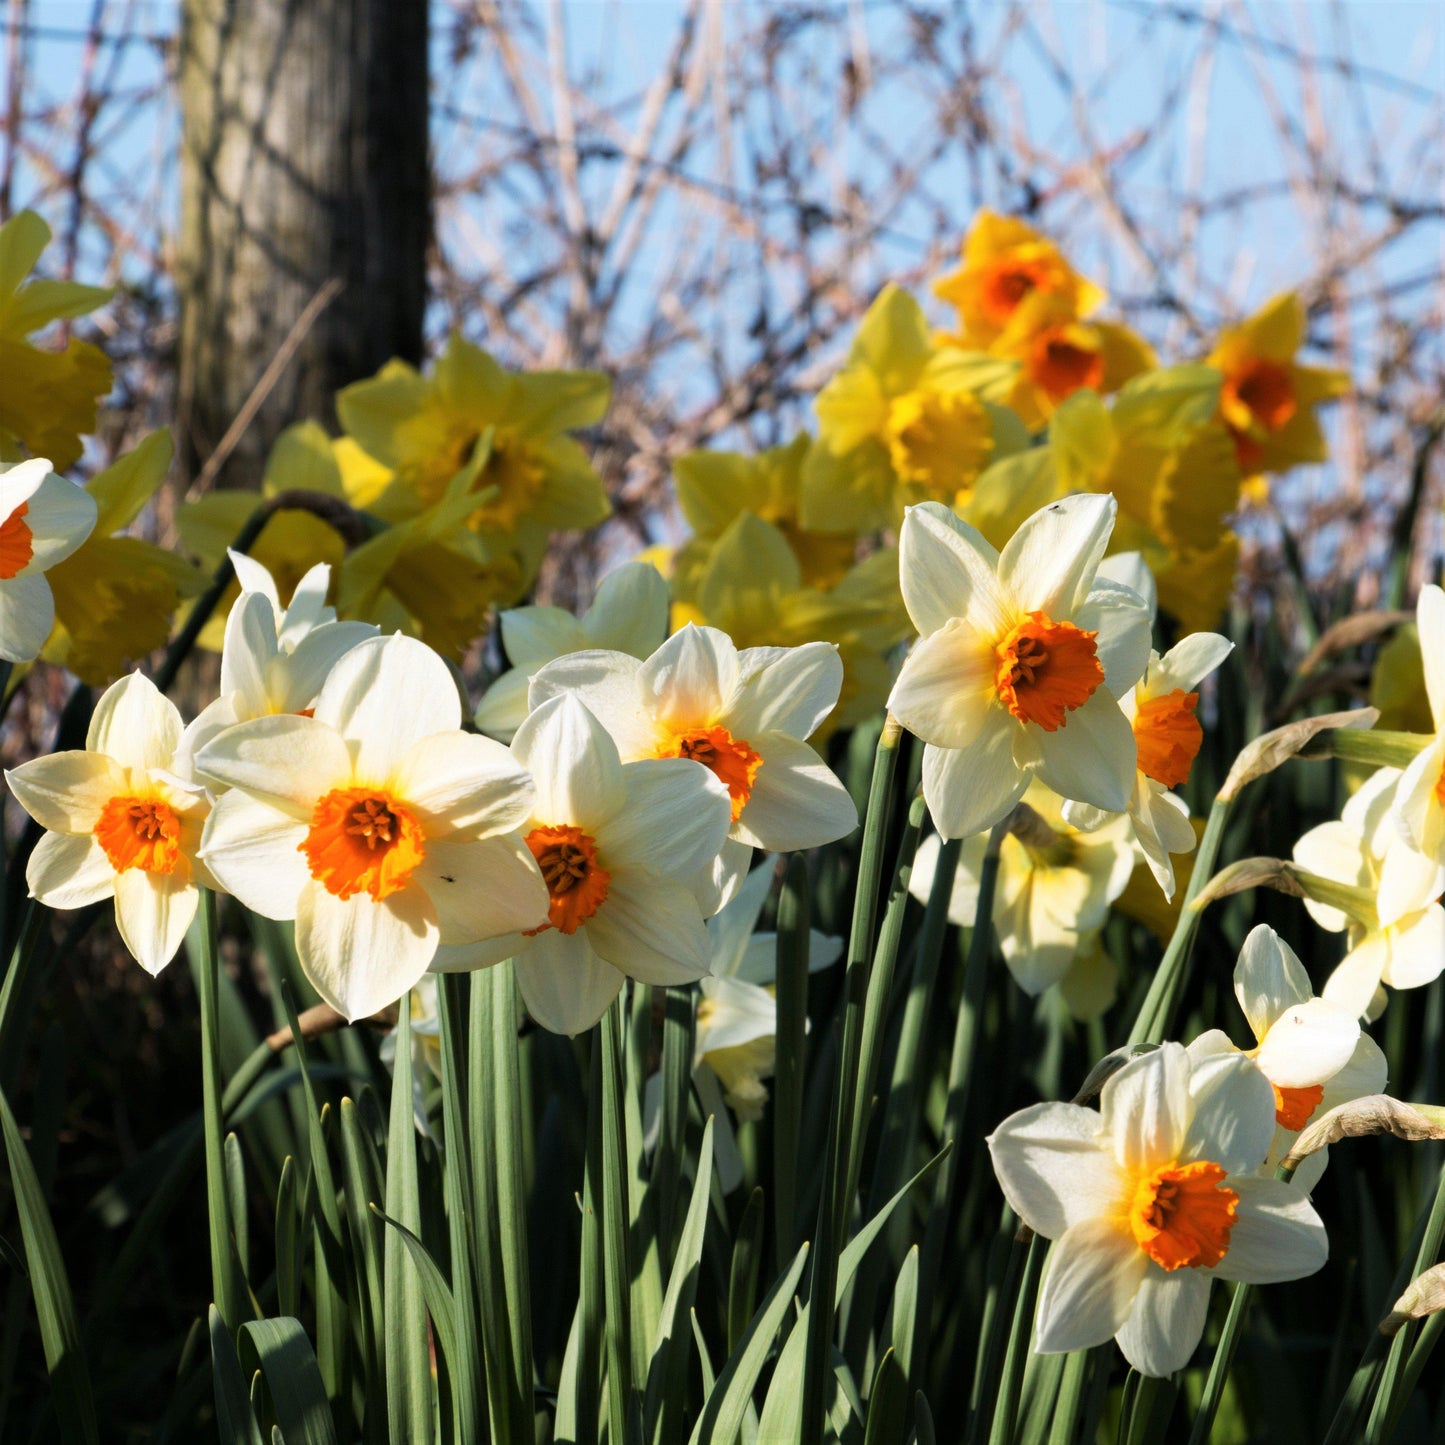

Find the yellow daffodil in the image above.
[
  {"left": 42, "top": 431, "right": 205, "bottom": 682},
  {"left": 1370, "top": 623, "right": 1432, "bottom": 735},
  {"left": 335, "top": 335, "right": 611, "bottom": 577},
  {"left": 989, "top": 1043, "right": 1327, "bottom": 1377},
  {"left": 911, "top": 784, "right": 1136, "bottom": 997},
  {"left": 799, "top": 284, "right": 1028, "bottom": 532},
  {"left": 673, "top": 435, "right": 857, "bottom": 590},
  {"left": 434, "top": 694, "right": 734, "bottom": 1036},
  {"left": 1205, "top": 291, "right": 1349, "bottom": 488},
  {"left": 196, "top": 634, "right": 549, "bottom": 1020},
  {"left": 887, "top": 495, "right": 1151, "bottom": 839},
  {"left": 0, "top": 211, "right": 112, "bottom": 468},
  {"left": 1392, "top": 586, "right": 1445, "bottom": 866},
  {"left": 932, "top": 210, "right": 1104, "bottom": 350},
  {"left": 475, "top": 562, "right": 669, "bottom": 742},
  {"left": 7, "top": 674, "right": 212, "bottom": 973},
  {"left": 0, "top": 458, "right": 97, "bottom": 663}
]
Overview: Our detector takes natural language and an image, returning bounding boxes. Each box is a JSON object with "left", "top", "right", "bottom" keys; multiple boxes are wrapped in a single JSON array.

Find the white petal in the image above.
[
  {"left": 986, "top": 1101, "right": 1127, "bottom": 1237},
  {"left": 429, "top": 933, "right": 529, "bottom": 973},
  {"left": 605, "top": 757, "right": 732, "bottom": 879},
  {"left": 273, "top": 622, "right": 378, "bottom": 714},
  {"left": 1381, "top": 906, "right": 1445, "bottom": 991},
  {"left": 735, "top": 928, "right": 843, "bottom": 984},
  {"left": 1101, "top": 1044, "right": 1190, "bottom": 1174},
  {"left": 195, "top": 714, "right": 351, "bottom": 817},
  {"left": 391, "top": 730, "right": 535, "bottom": 838},
  {"left": 198, "top": 790, "right": 310, "bottom": 919},
  {"left": 220, "top": 590, "right": 279, "bottom": 707},
  {"left": 1395, "top": 740, "right": 1445, "bottom": 860},
  {"left": 1254, "top": 999, "right": 1359, "bottom": 1090},
  {"left": 0, "top": 572, "right": 54, "bottom": 663},
  {"left": 726, "top": 642, "right": 844, "bottom": 742},
  {"left": 527, "top": 650, "right": 657, "bottom": 760},
  {"left": 1377, "top": 834, "right": 1445, "bottom": 930},
  {"left": 1233, "top": 925, "right": 1315, "bottom": 1039},
  {"left": 1075, "top": 580, "right": 1152, "bottom": 698},
  {"left": 511, "top": 693, "right": 625, "bottom": 833},
  {"left": 1018, "top": 690, "right": 1136, "bottom": 815},
  {"left": 1149, "top": 633, "right": 1234, "bottom": 694},
  {"left": 312, "top": 633, "right": 462, "bottom": 781},
  {"left": 688, "top": 836, "right": 753, "bottom": 918},
  {"left": 295, "top": 880, "right": 439, "bottom": 1020},
  {"left": 21, "top": 472, "right": 97, "bottom": 571},
  {"left": 1182, "top": 1052, "right": 1277, "bottom": 1175},
  {"left": 473, "top": 668, "right": 533, "bottom": 743},
  {"left": 638, "top": 625, "right": 738, "bottom": 728},
  {"left": 1210, "top": 1177, "right": 1328, "bottom": 1283},
  {"left": 228, "top": 549, "right": 282, "bottom": 612},
  {"left": 1419, "top": 585, "right": 1445, "bottom": 726},
  {"left": 999, "top": 493, "right": 1116, "bottom": 618},
  {"left": 1115, "top": 1267, "right": 1210, "bottom": 1378},
  {"left": 1291, "top": 821, "right": 1366, "bottom": 932},
  {"left": 1034, "top": 1218, "right": 1147, "bottom": 1355},
  {"left": 695, "top": 976, "right": 777, "bottom": 1054},
  {"left": 887, "top": 621, "right": 998, "bottom": 750},
  {"left": 113, "top": 870, "right": 197, "bottom": 977},
  {"left": 582, "top": 562, "right": 671, "bottom": 654},
  {"left": 921, "top": 732, "right": 1028, "bottom": 842},
  {"left": 0, "top": 459, "right": 53, "bottom": 520},
  {"left": 514, "top": 927, "right": 625, "bottom": 1035},
  {"left": 27, "top": 831, "right": 115, "bottom": 908},
  {"left": 732, "top": 733, "right": 857, "bottom": 852},
  {"left": 413, "top": 835, "right": 550, "bottom": 945},
  {"left": 277, "top": 561, "right": 336, "bottom": 645},
  {"left": 1321, "top": 936, "right": 1389, "bottom": 1019},
  {"left": 705, "top": 860, "right": 776, "bottom": 976},
  {"left": 897, "top": 501, "right": 1010, "bottom": 640},
  {"left": 1096, "top": 552, "right": 1157, "bottom": 616},
  {"left": 6, "top": 750, "right": 126, "bottom": 833},
  {"left": 586, "top": 871, "right": 713, "bottom": 985},
  {"left": 88, "top": 673, "right": 183, "bottom": 772}
]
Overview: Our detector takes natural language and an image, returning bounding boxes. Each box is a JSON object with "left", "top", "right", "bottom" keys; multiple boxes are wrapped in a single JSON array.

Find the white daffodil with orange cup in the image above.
[
  {"left": 7, "top": 673, "right": 212, "bottom": 974},
  {"left": 434, "top": 693, "right": 734, "bottom": 1036},
  {"left": 887, "top": 494, "right": 1152, "bottom": 841},
  {"left": 527, "top": 623, "right": 857, "bottom": 911},
  {"left": 194, "top": 632, "right": 550, "bottom": 1020},
  {"left": 0, "top": 457, "right": 98, "bottom": 662},
  {"left": 1393, "top": 584, "right": 1445, "bottom": 865},
  {"left": 988, "top": 1042, "right": 1328, "bottom": 1378}
]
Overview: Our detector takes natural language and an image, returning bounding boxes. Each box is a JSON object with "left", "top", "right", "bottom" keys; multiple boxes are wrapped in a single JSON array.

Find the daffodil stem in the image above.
[
  {"left": 1188, "top": 1281, "right": 1253, "bottom": 1445},
  {"left": 1045, "top": 1350, "right": 1092, "bottom": 1445},
  {"left": 800, "top": 715, "right": 903, "bottom": 1445},
  {"left": 152, "top": 504, "right": 271, "bottom": 695},
  {"left": 195, "top": 888, "right": 243, "bottom": 1332},
  {"left": 1127, "top": 795, "right": 1233, "bottom": 1047},
  {"left": 773, "top": 854, "right": 811, "bottom": 1260},
  {"left": 985, "top": 1232, "right": 1047, "bottom": 1445},
  {"left": 599, "top": 998, "right": 636, "bottom": 1445}
]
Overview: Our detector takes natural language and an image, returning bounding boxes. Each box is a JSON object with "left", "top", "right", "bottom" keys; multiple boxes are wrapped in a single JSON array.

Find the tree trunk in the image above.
[{"left": 176, "top": 0, "right": 429, "bottom": 488}]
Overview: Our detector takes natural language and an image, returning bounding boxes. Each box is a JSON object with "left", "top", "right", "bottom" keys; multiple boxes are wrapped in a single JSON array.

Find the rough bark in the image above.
[{"left": 177, "top": 0, "right": 429, "bottom": 488}]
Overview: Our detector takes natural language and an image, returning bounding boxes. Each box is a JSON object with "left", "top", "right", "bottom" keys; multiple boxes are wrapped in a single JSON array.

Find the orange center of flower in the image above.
[
  {"left": 1133, "top": 689, "right": 1203, "bottom": 787},
  {"left": 524, "top": 824, "right": 611, "bottom": 934},
  {"left": 656, "top": 725, "right": 762, "bottom": 821},
  {"left": 979, "top": 258, "right": 1052, "bottom": 324},
  {"left": 94, "top": 794, "right": 183, "bottom": 875},
  {"left": 0, "top": 500, "right": 34, "bottom": 580},
  {"left": 1434, "top": 761, "right": 1445, "bottom": 810},
  {"left": 1272, "top": 1082, "right": 1325, "bottom": 1131},
  {"left": 1128, "top": 1159, "right": 1239, "bottom": 1272},
  {"left": 994, "top": 613, "right": 1104, "bottom": 732},
  {"left": 1226, "top": 359, "right": 1297, "bottom": 434},
  {"left": 884, "top": 387, "right": 993, "bottom": 499},
  {"left": 1030, "top": 326, "right": 1104, "bottom": 402},
  {"left": 300, "top": 787, "right": 427, "bottom": 901}
]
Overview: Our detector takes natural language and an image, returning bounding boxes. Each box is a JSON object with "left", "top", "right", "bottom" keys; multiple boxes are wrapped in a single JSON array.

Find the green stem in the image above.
[
  {"left": 1046, "top": 1350, "right": 1091, "bottom": 1445},
  {"left": 1188, "top": 1282, "right": 1251, "bottom": 1445},
  {"left": 600, "top": 999, "right": 635, "bottom": 1445},
  {"left": 986, "top": 1233, "right": 1048, "bottom": 1445},
  {"left": 195, "top": 888, "right": 243, "bottom": 1329}
]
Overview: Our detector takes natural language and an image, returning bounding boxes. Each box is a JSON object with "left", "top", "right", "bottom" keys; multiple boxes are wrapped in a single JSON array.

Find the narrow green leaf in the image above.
[
  {"left": 0, "top": 1082, "right": 99, "bottom": 1445},
  {"left": 652, "top": 987, "right": 695, "bottom": 1268},
  {"left": 383, "top": 995, "right": 432, "bottom": 1442},
  {"left": 890, "top": 1247, "right": 920, "bottom": 1385},
  {"left": 209, "top": 1306, "right": 265, "bottom": 1445},
  {"left": 773, "top": 854, "right": 811, "bottom": 1259},
  {"left": 728, "top": 1188, "right": 766, "bottom": 1356},
  {"left": 600, "top": 998, "right": 637, "bottom": 1443},
  {"left": 337, "top": 1098, "right": 387, "bottom": 1438},
  {"left": 225, "top": 1132, "right": 250, "bottom": 1287},
  {"left": 373, "top": 1203, "right": 462, "bottom": 1398},
  {"left": 239, "top": 1317, "right": 340, "bottom": 1445},
  {"left": 276, "top": 1157, "right": 300, "bottom": 1320},
  {"left": 864, "top": 1349, "right": 908, "bottom": 1445}
]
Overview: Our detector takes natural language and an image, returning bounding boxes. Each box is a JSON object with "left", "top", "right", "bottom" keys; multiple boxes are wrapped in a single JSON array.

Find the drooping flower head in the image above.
[
  {"left": 0, "top": 458, "right": 99, "bottom": 663},
  {"left": 196, "top": 633, "right": 549, "bottom": 1019},
  {"left": 7, "top": 674, "right": 211, "bottom": 974},
  {"left": 887, "top": 494, "right": 1151, "bottom": 839},
  {"left": 988, "top": 1042, "right": 1328, "bottom": 1377}
]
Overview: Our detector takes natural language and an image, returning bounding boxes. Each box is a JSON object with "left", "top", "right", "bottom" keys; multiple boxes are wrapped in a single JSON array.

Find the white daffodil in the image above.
[
  {"left": 436, "top": 693, "right": 734, "bottom": 1036},
  {"left": 1293, "top": 766, "right": 1445, "bottom": 1020},
  {"left": 6, "top": 673, "right": 211, "bottom": 974},
  {"left": 0, "top": 458, "right": 98, "bottom": 662},
  {"left": 474, "top": 561, "right": 670, "bottom": 742},
  {"left": 887, "top": 495, "right": 1151, "bottom": 840},
  {"left": 195, "top": 633, "right": 549, "bottom": 1020},
  {"left": 177, "top": 562, "right": 378, "bottom": 776},
  {"left": 1185, "top": 925, "right": 1375, "bottom": 1191},
  {"left": 911, "top": 784, "right": 1136, "bottom": 997},
  {"left": 1064, "top": 632, "right": 1233, "bottom": 899},
  {"left": 695, "top": 860, "right": 842, "bottom": 1121},
  {"left": 988, "top": 1042, "right": 1328, "bottom": 1378},
  {"left": 1394, "top": 584, "right": 1445, "bottom": 863},
  {"left": 529, "top": 624, "right": 857, "bottom": 911}
]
